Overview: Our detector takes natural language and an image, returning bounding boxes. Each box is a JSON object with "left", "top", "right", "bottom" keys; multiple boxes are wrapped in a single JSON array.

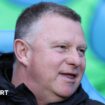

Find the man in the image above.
[{"left": 0, "top": 2, "right": 104, "bottom": 105}]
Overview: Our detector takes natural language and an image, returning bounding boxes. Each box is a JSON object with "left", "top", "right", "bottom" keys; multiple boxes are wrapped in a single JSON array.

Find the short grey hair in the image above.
[{"left": 15, "top": 2, "right": 81, "bottom": 43}]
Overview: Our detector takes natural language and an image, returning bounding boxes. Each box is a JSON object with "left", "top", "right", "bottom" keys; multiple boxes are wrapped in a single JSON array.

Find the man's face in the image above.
[{"left": 28, "top": 15, "right": 86, "bottom": 101}]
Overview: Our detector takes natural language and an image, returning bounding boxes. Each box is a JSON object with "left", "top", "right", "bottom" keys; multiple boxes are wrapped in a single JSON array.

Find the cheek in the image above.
[
  {"left": 39, "top": 50, "right": 65, "bottom": 68},
  {"left": 43, "top": 53, "right": 65, "bottom": 76},
  {"left": 46, "top": 52, "right": 65, "bottom": 71},
  {"left": 80, "top": 58, "right": 86, "bottom": 74},
  {"left": 29, "top": 52, "right": 64, "bottom": 79},
  {"left": 82, "top": 58, "right": 86, "bottom": 69}
]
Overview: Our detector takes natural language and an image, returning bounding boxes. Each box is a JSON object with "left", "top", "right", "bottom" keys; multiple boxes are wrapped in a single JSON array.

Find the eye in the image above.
[
  {"left": 58, "top": 45, "right": 67, "bottom": 49},
  {"left": 55, "top": 45, "right": 68, "bottom": 52},
  {"left": 78, "top": 48, "right": 86, "bottom": 57}
]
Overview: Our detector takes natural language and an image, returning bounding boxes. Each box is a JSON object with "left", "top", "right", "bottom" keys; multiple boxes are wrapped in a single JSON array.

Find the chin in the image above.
[{"left": 57, "top": 85, "right": 77, "bottom": 99}]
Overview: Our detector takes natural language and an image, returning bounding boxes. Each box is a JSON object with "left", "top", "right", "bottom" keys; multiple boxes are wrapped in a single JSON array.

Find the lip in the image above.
[{"left": 59, "top": 72, "right": 77, "bottom": 82}]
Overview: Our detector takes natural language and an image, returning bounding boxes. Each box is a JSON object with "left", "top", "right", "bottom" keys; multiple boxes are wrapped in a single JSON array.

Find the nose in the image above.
[{"left": 65, "top": 50, "right": 81, "bottom": 67}]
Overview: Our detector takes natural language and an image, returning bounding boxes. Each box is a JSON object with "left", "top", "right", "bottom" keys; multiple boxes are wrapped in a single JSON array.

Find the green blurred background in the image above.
[{"left": 0, "top": 0, "right": 105, "bottom": 97}]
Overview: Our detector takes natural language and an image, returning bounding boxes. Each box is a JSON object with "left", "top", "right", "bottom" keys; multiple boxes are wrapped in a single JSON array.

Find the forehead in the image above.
[{"left": 32, "top": 14, "right": 86, "bottom": 46}]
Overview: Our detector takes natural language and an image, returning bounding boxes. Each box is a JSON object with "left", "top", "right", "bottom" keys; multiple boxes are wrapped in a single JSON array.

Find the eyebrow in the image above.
[
  {"left": 51, "top": 40, "right": 87, "bottom": 46},
  {"left": 50, "top": 40, "right": 71, "bottom": 45},
  {"left": 78, "top": 44, "right": 87, "bottom": 50}
]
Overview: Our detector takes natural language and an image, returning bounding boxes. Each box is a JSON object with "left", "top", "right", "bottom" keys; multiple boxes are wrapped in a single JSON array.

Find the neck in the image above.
[
  {"left": 11, "top": 63, "right": 48, "bottom": 105},
  {"left": 11, "top": 63, "right": 64, "bottom": 105},
  {"left": 11, "top": 63, "right": 27, "bottom": 87}
]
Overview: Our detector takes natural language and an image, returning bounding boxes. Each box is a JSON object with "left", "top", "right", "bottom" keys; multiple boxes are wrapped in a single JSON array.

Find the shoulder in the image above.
[
  {"left": 0, "top": 96, "right": 15, "bottom": 105},
  {"left": 86, "top": 99, "right": 105, "bottom": 105}
]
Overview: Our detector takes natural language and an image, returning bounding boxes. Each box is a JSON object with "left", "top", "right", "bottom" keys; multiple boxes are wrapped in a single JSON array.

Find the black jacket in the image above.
[{"left": 0, "top": 53, "right": 104, "bottom": 105}]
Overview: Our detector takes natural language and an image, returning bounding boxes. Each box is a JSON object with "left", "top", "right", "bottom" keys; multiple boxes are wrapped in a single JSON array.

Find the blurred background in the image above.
[{"left": 0, "top": 0, "right": 105, "bottom": 98}]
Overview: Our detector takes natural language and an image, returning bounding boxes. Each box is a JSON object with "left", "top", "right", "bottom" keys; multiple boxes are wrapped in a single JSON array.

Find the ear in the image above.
[{"left": 14, "top": 39, "right": 31, "bottom": 66}]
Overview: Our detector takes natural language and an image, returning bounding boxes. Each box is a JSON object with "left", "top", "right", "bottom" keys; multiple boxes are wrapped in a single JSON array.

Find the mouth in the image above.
[{"left": 59, "top": 72, "right": 77, "bottom": 82}]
